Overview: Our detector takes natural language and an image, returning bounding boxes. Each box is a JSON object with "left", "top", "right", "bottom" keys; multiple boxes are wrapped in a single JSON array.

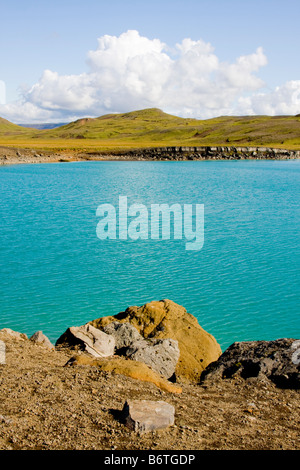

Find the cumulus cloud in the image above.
[
  {"left": 27, "top": 70, "right": 95, "bottom": 111},
  {"left": 237, "top": 80, "right": 300, "bottom": 115},
  {"left": 0, "top": 30, "right": 299, "bottom": 123}
]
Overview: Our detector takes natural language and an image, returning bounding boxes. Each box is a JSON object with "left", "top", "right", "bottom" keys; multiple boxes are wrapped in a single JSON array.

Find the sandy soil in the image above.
[{"left": 0, "top": 331, "right": 299, "bottom": 451}]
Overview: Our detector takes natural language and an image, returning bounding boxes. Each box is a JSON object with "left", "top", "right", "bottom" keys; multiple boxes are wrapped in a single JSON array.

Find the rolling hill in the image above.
[{"left": 0, "top": 108, "right": 300, "bottom": 152}]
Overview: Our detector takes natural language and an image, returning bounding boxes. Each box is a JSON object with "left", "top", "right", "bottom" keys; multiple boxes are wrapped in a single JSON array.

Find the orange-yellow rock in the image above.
[
  {"left": 66, "top": 354, "right": 182, "bottom": 394},
  {"left": 90, "top": 299, "right": 222, "bottom": 383}
]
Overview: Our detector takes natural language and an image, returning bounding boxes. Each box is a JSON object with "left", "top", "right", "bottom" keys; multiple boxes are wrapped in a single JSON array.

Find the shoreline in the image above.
[{"left": 1, "top": 145, "right": 300, "bottom": 165}]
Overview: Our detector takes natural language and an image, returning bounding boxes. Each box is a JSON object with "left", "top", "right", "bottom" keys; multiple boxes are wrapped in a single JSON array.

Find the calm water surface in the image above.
[{"left": 0, "top": 160, "right": 299, "bottom": 350}]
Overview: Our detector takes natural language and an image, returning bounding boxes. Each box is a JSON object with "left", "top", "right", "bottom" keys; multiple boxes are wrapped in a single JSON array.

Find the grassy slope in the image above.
[{"left": 0, "top": 108, "right": 300, "bottom": 152}]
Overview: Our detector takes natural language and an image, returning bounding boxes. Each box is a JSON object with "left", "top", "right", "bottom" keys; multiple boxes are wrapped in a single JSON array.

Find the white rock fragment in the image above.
[
  {"left": 58, "top": 323, "right": 116, "bottom": 358},
  {"left": 0, "top": 340, "right": 5, "bottom": 364},
  {"left": 122, "top": 399, "right": 175, "bottom": 433}
]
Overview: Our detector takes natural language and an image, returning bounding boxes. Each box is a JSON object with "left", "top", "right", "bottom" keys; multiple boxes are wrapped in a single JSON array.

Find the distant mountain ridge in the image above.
[{"left": 19, "top": 123, "right": 68, "bottom": 130}]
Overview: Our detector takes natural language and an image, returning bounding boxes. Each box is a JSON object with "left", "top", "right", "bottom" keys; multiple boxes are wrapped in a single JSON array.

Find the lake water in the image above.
[{"left": 0, "top": 160, "right": 299, "bottom": 351}]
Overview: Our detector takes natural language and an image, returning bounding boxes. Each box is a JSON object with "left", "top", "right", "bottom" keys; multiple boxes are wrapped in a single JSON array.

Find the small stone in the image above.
[
  {"left": 30, "top": 331, "right": 54, "bottom": 349},
  {"left": 0, "top": 341, "right": 5, "bottom": 365},
  {"left": 291, "top": 340, "right": 300, "bottom": 350},
  {"left": 291, "top": 341, "right": 300, "bottom": 365},
  {"left": 246, "top": 402, "right": 258, "bottom": 410},
  {"left": 0, "top": 415, "right": 12, "bottom": 424},
  {"left": 121, "top": 399, "right": 175, "bottom": 433}
]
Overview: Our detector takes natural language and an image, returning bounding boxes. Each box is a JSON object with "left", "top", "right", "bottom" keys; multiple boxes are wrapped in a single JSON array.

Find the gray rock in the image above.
[
  {"left": 102, "top": 321, "right": 180, "bottom": 379},
  {"left": 30, "top": 331, "right": 54, "bottom": 349},
  {"left": 121, "top": 400, "right": 175, "bottom": 432},
  {"left": 56, "top": 323, "right": 115, "bottom": 358},
  {"left": 291, "top": 340, "right": 300, "bottom": 365},
  {"left": 201, "top": 338, "right": 300, "bottom": 389},
  {"left": 124, "top": 338, "right": 180, "bottom": 379},
  {"left": 0, "top": 340, "right": 5, "bottom": 365},
  {"left": 103, "top": 322, "right": 141, "bottom": 350}
]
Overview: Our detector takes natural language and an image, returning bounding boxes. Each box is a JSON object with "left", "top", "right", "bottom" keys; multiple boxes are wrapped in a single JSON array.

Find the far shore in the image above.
[{"left": 1, "top": 145, "right": 300, "bottom": 166}]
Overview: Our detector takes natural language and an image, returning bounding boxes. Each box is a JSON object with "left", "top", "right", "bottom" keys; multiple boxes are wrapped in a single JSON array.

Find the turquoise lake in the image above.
[{"left": 0, "top": 160, "right": 299, "bottom": 351}]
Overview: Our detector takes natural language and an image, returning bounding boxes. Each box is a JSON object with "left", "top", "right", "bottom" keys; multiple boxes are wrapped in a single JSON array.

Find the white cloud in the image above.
[
  {"left": 27, "top": 70, "right": 95, "bottom": 111},
  {"left": 237, "top": 80, "right": 300, "bottom": 115},
  {"left": 217, "top": 47, "right": 267, "bottom": 90},
  {"left": 0, "top": 30, "right": 299, "bottom": 123}
]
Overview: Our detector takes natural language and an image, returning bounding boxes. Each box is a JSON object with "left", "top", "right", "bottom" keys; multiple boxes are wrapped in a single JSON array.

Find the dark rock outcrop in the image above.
[{"left": 200, "top": 338, "right": 300, "bottom": 389}]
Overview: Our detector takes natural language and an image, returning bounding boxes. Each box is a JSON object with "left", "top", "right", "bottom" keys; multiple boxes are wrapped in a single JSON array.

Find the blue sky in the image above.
[{"left": 1, "top": 0, "right": 300, "bottom": 122}]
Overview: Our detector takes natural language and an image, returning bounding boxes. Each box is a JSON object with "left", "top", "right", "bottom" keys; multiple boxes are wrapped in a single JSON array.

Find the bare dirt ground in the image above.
[{"left": 0, "top": 331, "right": 299, "bottom": 451}]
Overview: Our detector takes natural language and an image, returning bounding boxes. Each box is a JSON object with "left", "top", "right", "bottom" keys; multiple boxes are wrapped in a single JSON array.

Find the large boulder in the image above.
[
  {"left": 90, "top": 299, "right": 222, "bottom": 383},
  {"left": 200, "top": 338, "right": 300, "bottom": 389}
]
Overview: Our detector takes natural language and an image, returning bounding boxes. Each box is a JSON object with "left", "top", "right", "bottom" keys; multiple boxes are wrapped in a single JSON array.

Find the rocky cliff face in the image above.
[
  {"left": 1, "top": 145, "right": 299, "bottom": 165},
  {"left": 107, "top": 146, "right": 300, "bottom": 161}
]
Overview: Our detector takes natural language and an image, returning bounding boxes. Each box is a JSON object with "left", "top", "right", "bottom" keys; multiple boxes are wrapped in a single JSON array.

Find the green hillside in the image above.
[
  {"left": 0, "top": 117, "right": 39, "bottom": 136},
  {"left": 0, "top": 108, "right": 300, "bottom": 151}
]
